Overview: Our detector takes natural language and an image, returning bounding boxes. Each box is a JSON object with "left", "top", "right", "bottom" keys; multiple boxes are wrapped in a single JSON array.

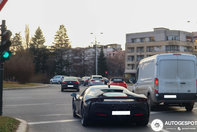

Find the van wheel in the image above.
[
  {"left": 147, "top": 95, "right": 156, "bottom": 111},
  {"left": 185, "top": 103, "right": 194, "bottom": 112}
]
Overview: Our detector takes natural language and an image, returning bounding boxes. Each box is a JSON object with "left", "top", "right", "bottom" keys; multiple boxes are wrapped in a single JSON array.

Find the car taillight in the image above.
[
  {"left": 91, "top": 80, "right": 95, "bottom": 82},
  {"left": 74, "top": 81, "right": 79, "bottom": 84},
  {"left": 101, "top": 80, "right": 104, "bottom": 82},
  {"left": 136, "top": 98, "right": 147, "bottom": 102},
  {"left": 154, "top": 78, "right": 159, "bottom": 93},
  {"left": 62, "top": 81, "right": 67, "bottom": 84}
]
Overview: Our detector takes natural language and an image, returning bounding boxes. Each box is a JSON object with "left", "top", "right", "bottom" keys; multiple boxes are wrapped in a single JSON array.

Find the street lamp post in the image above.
[{"left": 90, "top": 32, "right": 103, "bottom": 75}]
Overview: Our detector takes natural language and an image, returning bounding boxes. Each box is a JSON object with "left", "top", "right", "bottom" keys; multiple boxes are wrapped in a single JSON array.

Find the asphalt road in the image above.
[{"left": 3, "top": 84, "right": 197, "bottom": 132}]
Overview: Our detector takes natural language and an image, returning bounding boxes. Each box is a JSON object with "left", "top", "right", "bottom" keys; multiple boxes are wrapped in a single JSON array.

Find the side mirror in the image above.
[{"left": 71, "top": 93, "right": 77, "bottom": 98}]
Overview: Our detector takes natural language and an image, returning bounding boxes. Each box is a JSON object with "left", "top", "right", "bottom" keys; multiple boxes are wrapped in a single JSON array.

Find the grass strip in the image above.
[{"left": 0, "top": 116, "right": 20, "bottom": 132}]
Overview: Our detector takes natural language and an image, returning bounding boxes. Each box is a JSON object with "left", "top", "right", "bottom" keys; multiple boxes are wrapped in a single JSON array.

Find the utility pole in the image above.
[{"left": 0, "top": 20, "right": 6, "bottom": 115}]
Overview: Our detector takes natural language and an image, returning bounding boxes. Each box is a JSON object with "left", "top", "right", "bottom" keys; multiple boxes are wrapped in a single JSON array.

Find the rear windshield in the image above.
[
  {"left": 64, "top": 77, "right": 78, "bottom": 81},
  {"left": 92, "top": 77, "right": 102, "bottom": 80},
  {"left": 111, "top": 78, "right": 123, "bottom": 82}
]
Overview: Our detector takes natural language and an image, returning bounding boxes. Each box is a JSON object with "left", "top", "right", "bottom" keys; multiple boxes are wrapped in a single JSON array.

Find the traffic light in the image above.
[{"left": 0, "top": 30, "right": 12, "bottom": 62}]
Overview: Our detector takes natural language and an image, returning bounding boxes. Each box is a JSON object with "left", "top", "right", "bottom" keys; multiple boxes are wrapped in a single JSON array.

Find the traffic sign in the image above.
[{"left": 0, "top": 0, "right": 7, "bottom": 11}]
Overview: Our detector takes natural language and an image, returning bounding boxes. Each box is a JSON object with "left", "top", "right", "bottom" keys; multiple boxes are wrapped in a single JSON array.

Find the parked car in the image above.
[
  {"left": 81, "top": 76, "right": 90, "bottom": 86},
  {"left": 71, "top": 85, "right": 149, "bottom": 126},
  {"left": 132, "top": 53, "right": 197, "bottom": 111},
  {"left": 108, "top": 77, "right": 127, "bottom": 88},
  {"left": 88, "top": 75, "right": 105, "bottom": 86},
  {"left": 50, "top": 75, "right": 64, "bottom": 84},
  {"left": 61, "top": 77, "right": 80, "bottom": 92}
]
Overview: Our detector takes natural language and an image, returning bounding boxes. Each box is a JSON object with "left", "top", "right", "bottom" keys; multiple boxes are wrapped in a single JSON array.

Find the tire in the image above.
[
  {"left": 136, "top": 117, "right": 149, "bottom": 126},
  {"left": 76, "top": 88, "right": 80, "bottom": 92},
  {"left": 185, "top": 103, "right": 194, "bottom": 112},
  {"left": 81, "top": 106, "right": 89, "bottom": 126},
  {"left": 147, "top": 95, "right": 157, "bottom": 111},
  {"left": 72, "top": 101, "right": 78, "bottom": 118},
  {"left": 61, "top": 88, "right": 64, "bottom": 92}
]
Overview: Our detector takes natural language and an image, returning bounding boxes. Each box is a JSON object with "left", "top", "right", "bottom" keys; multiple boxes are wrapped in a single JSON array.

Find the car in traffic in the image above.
[
  {"left": 108, "top": 77, "right": 127, "bottom": 88},
  {"left": 81, "top": 76, "right": 90, "bottom": 86},
  {"left": 132, "top": 53, "right": 197, "bottom": 111},
  {"left": 61, "top": 77, "right": 80, "bottom": 92},
  {"left": 50, "top": 75, "right": 64, "bottom": 84},
  {"left": 88, "top": 75, "right": 105, "bottom": 86},
  {"left": 71, "top": 85, "right": 149, "bottom": 126}
]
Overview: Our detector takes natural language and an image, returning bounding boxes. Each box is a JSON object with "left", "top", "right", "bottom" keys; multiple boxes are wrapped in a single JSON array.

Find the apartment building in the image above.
[{"left": 125, "top": 27, "right": 195, "bottom": 78}]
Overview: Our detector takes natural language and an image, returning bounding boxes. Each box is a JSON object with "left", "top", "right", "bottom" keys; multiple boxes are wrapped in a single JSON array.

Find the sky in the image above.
[{"left": 1, "top": 0, "right": 197, "bottom": 50}]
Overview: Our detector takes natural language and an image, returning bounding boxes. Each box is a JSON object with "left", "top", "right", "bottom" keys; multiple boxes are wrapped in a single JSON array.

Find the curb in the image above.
[
  {"left": 16, "top": 118, "right": 28, "bottom": 132},
  {"left": 3, "top": 84, "right": 49, "bottom": 90}
]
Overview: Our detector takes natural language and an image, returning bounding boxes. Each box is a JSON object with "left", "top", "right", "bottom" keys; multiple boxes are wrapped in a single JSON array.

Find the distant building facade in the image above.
[{"left": 125, "top": 28, "right": 195, "bottom": 78}]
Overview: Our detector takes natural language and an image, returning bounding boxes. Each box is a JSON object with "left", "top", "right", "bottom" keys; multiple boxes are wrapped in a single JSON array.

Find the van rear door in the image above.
[
  {"left": 177, "top": 56, "right": 196, "bottom": 93},
  {"left": 158, "top": 56, "right": 178, "bottom": 93}
]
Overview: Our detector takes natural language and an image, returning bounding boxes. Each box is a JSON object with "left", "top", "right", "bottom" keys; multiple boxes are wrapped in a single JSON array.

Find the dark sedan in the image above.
[
  {"left": 61, "top": 77, "right": 80, "bottom": 92},
  {"left": 71, "top": 85, "right": 149, "bottom": 126}
]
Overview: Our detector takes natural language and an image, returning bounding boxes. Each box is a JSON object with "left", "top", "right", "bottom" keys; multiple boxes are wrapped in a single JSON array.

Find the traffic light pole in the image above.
[{"left": 0, "top": 20, "right": 6, "bottom": 115}]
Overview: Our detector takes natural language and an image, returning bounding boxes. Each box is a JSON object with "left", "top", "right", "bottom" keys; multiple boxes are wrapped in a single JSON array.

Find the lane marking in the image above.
[
  {"left": 4, "top": 103, "right": 71, "bottom": 107},
  {"left": 40, "top": 114, "right": 72, "bottom": 117},
  {"left": 28, "top": 119, "right": 78, "bottom": 125}
]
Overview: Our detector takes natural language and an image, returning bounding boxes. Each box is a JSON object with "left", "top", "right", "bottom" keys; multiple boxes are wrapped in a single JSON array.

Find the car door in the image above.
[{"left": 177, "top": 56, "right": 196, "bottom": 93}]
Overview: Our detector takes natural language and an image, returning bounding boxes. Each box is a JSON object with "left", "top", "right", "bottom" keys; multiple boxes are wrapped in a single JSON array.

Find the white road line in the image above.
[
  {"left": 28, "top": 119, "right": 78, "bottom": 125},
  {"left": 4, "top": 103, "right": 51, "bottom": 107},
  {"left": 4, "top": 103, "right": 71, "bottom": 107},
  {"left": 40, "top": 114, "right": 72, "bottom": 117}
]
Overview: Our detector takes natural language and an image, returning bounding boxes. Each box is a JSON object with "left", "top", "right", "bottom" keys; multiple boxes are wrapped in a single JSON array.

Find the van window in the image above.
[
  {"left": 159, "top": 60, "right": 177, "bottom": 79},
  {"left": 178, "top": 60, "right": 195, "bottom": 79}
]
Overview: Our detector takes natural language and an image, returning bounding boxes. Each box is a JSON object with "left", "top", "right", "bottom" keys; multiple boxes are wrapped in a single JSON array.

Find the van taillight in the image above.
[
  {"left": 154, "top": 78, "right": 159, "bottom": 93},
  {"left": 155, "top": 78, "right": 159, "bottom": 86}
]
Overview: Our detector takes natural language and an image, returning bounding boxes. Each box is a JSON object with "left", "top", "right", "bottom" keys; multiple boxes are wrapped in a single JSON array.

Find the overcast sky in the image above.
[{"left": 1, "top": 0, "right": 197, "bottom": 49}]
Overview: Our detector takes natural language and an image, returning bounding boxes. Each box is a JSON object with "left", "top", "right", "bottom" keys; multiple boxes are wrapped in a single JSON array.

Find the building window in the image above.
[
  {"left": 137, "top": 47, "right": 144, "bottom": 52},
  {"left": 146, "top": 46, "right": 154, "bottom": 52},
  {"left": 131, "top": 38, "right": 137, "bottom": 43},
  {"left": 184, "top": 46, "right": 193, "bottom": 52},
  {"left": 140, "top": 38, "right": 145, "bottom": 42},
  {"left": 145, "top": 37, "right": 150, "bottom": 42},
  {"left": 128, "top": 47, "right": 134, "bottom": 53},
  {"left": 195, "top": 46, "right": 197, "bottom": 49},
  {"left": 166, "top": 45, "right": 179, "bottom": 51},
  {"left": 137, "top": 55, "right": 144, "bottom": 61},
  {"left": 127, "top": 56, "right": 134, "bottom": 62},
  {"left": 150, "top": 37, "right": 155, "bottom": 42},
  {"left": 167, "top": 36, "right": 180, "bottom": 41},
  {"left": 147, "top": 54, "right": 153, "bottom": 57},
  {"left": 127, "top": 64, "right": 135, "bottom": 70}
]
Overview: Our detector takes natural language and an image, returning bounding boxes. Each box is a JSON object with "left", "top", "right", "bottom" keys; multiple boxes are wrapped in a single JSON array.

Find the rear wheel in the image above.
[
  {"left": 136, "top": 117, "right": 149, "bottom": 126},
  {"left": 61, "top": 88, "right": 64, "bottom": 92},
  {"left": 185, "top": 103, "right": 194, "bottom": 112},
  {"left": 76, "top": 88, "right": 80, "bottom": 92},
  {"left": 72, "top": 101, "right": 78, "bottom": 118},
  {"left": 147, "top": 95, "right": 157, "bottom": 111},
  {"left": 81, "top": 106, "right": 89, "bottom": 126}
]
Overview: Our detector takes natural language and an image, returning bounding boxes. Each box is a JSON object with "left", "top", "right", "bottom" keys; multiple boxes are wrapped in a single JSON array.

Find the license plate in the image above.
[
  {"left": 164, "top": 95, "right": 177, "bottom": 98},
  {"left": 112, "top": 111, "right": 130, "bottom": 115},
  {"left": 67, "top": 85, "right": 73, "bottom": 87},
  {"left": 95, "top": 80, "right": 99, "bottom": 82}
]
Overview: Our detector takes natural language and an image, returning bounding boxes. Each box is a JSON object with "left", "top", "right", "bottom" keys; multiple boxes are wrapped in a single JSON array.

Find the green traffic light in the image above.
[{"left": 2, "top": 51, "right": 10, "bottom": 59}]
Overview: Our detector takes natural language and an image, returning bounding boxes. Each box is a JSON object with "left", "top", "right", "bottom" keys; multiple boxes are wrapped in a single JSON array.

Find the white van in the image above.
[{"left": 132, "top": 53, "right": 197, "bottom": 111}]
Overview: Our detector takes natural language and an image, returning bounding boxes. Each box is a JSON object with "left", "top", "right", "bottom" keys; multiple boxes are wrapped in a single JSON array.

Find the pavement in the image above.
[{"left": 4, "top": 83, "right": 48, "bottom": 132}]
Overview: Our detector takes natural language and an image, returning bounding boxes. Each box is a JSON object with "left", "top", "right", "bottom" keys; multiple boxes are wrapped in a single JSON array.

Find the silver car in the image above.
[{"left": 50, "top": 75, "right": 64, "bottom": 84}]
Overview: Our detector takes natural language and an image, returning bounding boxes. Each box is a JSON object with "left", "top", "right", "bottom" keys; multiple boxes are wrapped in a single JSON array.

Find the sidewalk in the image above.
[{"left": 3, "top": 84, "right": 49, "bottom": 90}]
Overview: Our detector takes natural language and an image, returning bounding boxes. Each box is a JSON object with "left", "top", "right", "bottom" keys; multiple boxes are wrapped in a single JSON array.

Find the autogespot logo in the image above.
[{"left": 151, "top": 119, "right": 164, "bottom": 132}]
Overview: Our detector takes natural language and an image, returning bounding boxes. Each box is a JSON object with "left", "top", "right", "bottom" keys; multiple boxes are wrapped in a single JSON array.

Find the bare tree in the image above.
[{"left": 25, "top": 25, "right": 30, "bottom": 49}]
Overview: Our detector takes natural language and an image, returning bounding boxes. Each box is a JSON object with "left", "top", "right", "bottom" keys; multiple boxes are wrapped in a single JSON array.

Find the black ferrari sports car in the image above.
[{"left": 71, "top": 85, "right": 150, "bottom": 126}]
